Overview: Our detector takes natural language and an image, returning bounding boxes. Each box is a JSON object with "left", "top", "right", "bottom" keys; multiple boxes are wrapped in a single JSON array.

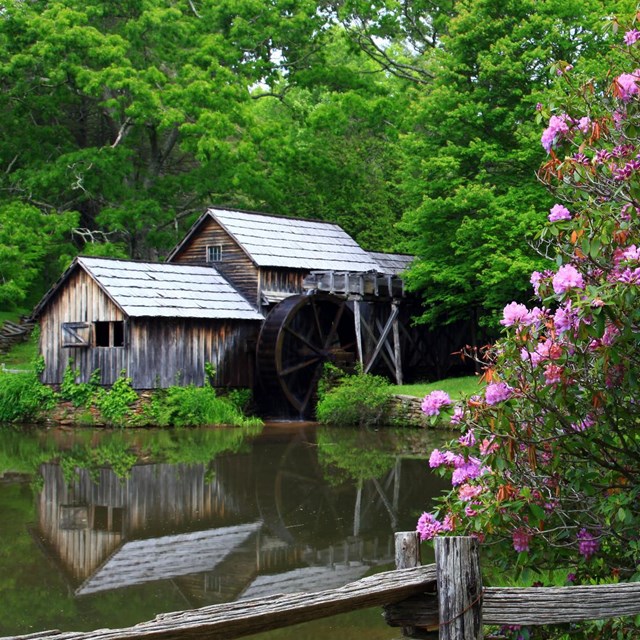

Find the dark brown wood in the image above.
[
  {"left": 4, "top": 565, "right": 438, "bottom": 640},
  {"left": 435, "top": 536, "right": 483, "bottom": 640},
  {"left": 256, "top": 294, "right": 356, "bottom": 417},
  {"left": 171, "top": 216, "right": 260, "bottom": 306}
]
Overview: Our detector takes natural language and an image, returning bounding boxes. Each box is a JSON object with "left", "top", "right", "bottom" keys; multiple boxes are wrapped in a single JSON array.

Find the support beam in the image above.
[
  {"left": 364, "top": 304, "right": 399, "bottom": 374},
  {"left": 392, "top": 301, "right": 403, "bottom": 385},
  {"left": 353, "top": 298, "right": 364, "bottom": 365}
]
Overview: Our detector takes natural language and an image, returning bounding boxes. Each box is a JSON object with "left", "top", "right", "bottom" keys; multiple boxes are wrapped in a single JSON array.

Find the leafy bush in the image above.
[
  {"left": 93, "top": 371, "right": 138, "bottom": 427},
  {"left": 60, "top": 362, "right": 100, "bottom": 408},
  {"left": 316, "top": 368, "right": 392, "bottom": 427},
  {"left": 161, "top": 384, "right": 262, "bottom": 428},
  {"left": 416, "top": 22, "right": 640, "bottom": 640},
  {"left": 0, "top": 370, "right": 56, "bottom": 423}
]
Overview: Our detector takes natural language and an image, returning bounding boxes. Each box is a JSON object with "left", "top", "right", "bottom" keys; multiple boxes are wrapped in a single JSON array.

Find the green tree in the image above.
[{"left": 398, "top": 0, "right": 634, "bottom": 331}]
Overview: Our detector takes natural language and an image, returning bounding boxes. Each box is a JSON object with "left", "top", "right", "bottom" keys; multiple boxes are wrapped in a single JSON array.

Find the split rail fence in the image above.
[{"left": 5, "top": 532, "right": 640, "bottom": 640}]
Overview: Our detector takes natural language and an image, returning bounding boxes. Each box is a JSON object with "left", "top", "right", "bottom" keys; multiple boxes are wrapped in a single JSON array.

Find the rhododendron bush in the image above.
[{"left": 418, "top": 24, "right": 640, "bottom": 640}]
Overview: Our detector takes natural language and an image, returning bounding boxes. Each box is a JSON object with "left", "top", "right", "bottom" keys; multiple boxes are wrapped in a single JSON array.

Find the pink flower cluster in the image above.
[
  {"left": 421, "top": 390, "right": 451, "bottom": 416},
  {"left": 624, "top": 29, "right": 640, "bottom": 45},
  {"left": 416, "top": 511, "right": 453, "bottom": 541},
  {"left": 577, "top": 528, "right": 599, "bottom": 559},
  {"left": 548, "top": 203, "right": 571, "bottom": 222},
  {"left": 552, "top": 264, "right": 584, "bottom": 294},
  {"left": 541, "top": 114, "right": 571, "bottom": 153},
  {"left": 485, "top": 382, "right": 513, "bottom": 405},
  {"left": 512, "top": 527, "right": 532, "bottom": 552},
  {"left": 615, "top": 70, "right": 640, "bottom": 101}
]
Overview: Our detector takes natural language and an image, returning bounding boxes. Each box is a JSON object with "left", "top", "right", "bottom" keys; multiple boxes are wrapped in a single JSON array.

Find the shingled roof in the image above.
[
  {"left": 169, "top": 208, "right": 382, "bottom": 272},
  {"left": 32, "top": 256, "right": 264, "bottom": 321},
  {"left": 367, "top": 251, "right": 414, "bottom": 276}
]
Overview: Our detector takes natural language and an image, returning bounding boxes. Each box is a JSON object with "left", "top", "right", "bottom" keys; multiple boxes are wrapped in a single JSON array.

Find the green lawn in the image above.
[
  {"left": 1, "top": 308, "right": 37, "bottom": 370},
  {"left": 392, "top": 375, "right": 484, "bottom": 400}
]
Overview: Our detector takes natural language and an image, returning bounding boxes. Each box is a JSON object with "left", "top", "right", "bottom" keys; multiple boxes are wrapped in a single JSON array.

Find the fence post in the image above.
[
  {"left": 395, "top": 531, "right": 422, "bottom": 637},
  {"left": 434, "top": 536, "right": 483, "bottom": 640}
]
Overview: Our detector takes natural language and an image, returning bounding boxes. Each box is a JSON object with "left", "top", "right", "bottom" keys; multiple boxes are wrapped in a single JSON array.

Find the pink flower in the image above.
[
  {"left": 552, "top": 264, "right": 584, "bottom": 294},
  {"left": 553, "top": 301, "right": 578, "bottom": 334},
  {"left": 416, "top": 512, "right": 442, "bottom": 541},
  {"left": 541, "top": 114, "right": 570, "bottom": 153},
  {"left": 577, "top": 117, "right": 591, "bottom": 134},
  {"left": 451, "top": 458, "right": 486, "bottom": 485},
  {"left": 450, "top": 405, "right": 464, "bottom": 425},
  {"left": 421, "top": 390, "right": 452, "bottom": 416},
  {"left": 458, "top": 429, "right": 476, "bottom": 447},
  {"left": 485, "top": 382, "right": 513, "bottom": 405},
  {"left": 458, "top": 483, "right": 483, "bottom": 501},
  {"left": 441, "top": 513, "right": 455, "bottom": 532},
  {"left": 577, "top": 528, "right": 599, "bottom": 559},
  {"left": 464, "top": 504, "right": 478, "bottom": 517},
  {"left": 500, "top": 301, "right": 531, "bottom": 326},
  {"left": 479, "top": 437, "right": 498, "bottom": 456},
  {"left": 624, "top": 29, "right": 640, "bottom": 45},
  {"left": 543, "top": 363, "right": 563, "bottom": 386},
  {"left": 512, "top": 528, "right": 531, "bottom": 552},
  {"left": 429, "top": 449, "right": 447, "bottom": 468},
  {"left": 615, "top": 70, "right": 640, "bottom": 101},
  {"left": 548, "top": 204, "right": 571, "bottom": 222}
]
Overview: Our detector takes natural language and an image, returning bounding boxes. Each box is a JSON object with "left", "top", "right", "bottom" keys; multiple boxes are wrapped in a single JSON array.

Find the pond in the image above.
[{"left": 0, "top": 423, "right": 450, "bottom": 639}]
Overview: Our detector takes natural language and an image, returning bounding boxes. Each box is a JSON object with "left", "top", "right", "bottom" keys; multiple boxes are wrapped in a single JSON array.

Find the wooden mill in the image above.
[{"left": 32, "top": 208, "right": 457, "bottom": 418}]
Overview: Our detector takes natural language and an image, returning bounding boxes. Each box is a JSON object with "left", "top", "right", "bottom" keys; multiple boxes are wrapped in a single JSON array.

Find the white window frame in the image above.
[{"left": 206, "top": 245, "right": 222, "bottom": 263}]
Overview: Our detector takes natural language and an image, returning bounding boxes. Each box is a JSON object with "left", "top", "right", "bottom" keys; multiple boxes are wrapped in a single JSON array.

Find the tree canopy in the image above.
[{"left": 0, "top": 0, "right": 636, "bottom": 331}]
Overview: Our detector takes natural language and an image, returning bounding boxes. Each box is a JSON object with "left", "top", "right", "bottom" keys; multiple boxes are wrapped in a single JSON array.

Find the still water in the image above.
[{"left": 0, "top": 423, "right": 449, "bottom": 639}]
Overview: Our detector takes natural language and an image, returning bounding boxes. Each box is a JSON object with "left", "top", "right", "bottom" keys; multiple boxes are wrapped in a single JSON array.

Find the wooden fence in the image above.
[{"left": 5, "top": 532, "right": 640, "bottom": 640}]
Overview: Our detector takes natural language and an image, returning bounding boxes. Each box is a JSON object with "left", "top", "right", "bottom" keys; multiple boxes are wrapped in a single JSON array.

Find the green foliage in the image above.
[
  {"left": 316, "top": 367, "right": 392, "bottom": 427},
  {"left": 0, "top": 371, "right": 56, "bottom": 423},
  {"left": 93, "top": 371, "right": 138, "bottom": 427},
  {"left": 159, "top": 384, "right": 262, "bottom": 428},
  {"left": 225, "top": 388, "right": 253, "bottom": 413},
  {"left": 59, "top": 363, "right": 100, "bottom": 408}
]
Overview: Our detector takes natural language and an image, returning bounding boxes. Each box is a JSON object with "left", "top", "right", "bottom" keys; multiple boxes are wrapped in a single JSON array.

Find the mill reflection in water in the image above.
[{"left": 3, "top": 424, "right": 448, "bottom": 636}]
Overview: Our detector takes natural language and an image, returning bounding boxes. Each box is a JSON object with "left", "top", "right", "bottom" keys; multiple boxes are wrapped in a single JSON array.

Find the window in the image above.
[
  {"left": 94, "top": 321, "right": 125, "bottom": 347},
  {"left": 206, "top": 245, "right": 222, "bottom": 263},
  {"left": 62, "top": 322, "right": 90, "bottom": 348},
  {"left": 92, "top": 505, "right": 125, "bottom": 533}
]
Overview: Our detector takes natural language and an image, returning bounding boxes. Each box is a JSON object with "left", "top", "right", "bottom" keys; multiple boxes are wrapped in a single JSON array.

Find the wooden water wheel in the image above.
[{"left": 256, "top": 294, "right": 357, "bottom": 417}]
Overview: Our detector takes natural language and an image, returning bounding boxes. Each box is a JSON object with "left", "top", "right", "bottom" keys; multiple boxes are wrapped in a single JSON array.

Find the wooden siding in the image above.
[
  {"left": 39, "top": 268, "right": 126, "bottom": 386},
  {"left": 170, "top": 217, "right": 260, "bottom": 306},
  {"left": 259, "top": 268, "right": 306, "bottom": 301},
  {"left": 129, "top": 318, "right": 258, "bottom": 389},
  {"left": 37, "top": 462, "right": 243, "bottom": 586}
]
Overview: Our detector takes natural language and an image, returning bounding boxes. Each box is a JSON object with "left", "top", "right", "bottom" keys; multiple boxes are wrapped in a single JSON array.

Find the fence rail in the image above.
[{"left": 5, "top": 533, "right": 640, "bottom": 640}]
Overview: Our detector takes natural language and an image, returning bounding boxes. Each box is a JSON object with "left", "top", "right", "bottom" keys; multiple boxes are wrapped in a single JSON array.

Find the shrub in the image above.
[
  {"left": 161, "top": 384, "right": 262, "bottom": 428},
  {"left": 0, "top": 370, "right": 56, "bottom": 423},
  {"left": 416, "top": 22, "right": 640, "bottom": 640},
  {"left": 316, "top": 368, "right": 392, "bottom": 427},
  {"left": 93, "top": 371, "right": 138, "bottom": 427},
  {"left": 59, "top": 362, "right": 100, "bottom": 408}
]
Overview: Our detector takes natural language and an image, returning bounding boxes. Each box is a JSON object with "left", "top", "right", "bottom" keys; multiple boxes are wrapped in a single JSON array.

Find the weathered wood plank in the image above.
[
  {"left": 435, "top": 536, "right": 483, "bottom": 640},
  {"left": 483, "top": 582, "right": 640, "bottom": 625},
  {"left": 3, "top": 566, "right": 437, "bottom": 640}
]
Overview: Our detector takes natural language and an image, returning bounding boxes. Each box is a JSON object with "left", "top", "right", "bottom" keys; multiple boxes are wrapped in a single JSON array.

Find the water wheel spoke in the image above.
[
  {"left": 284, "top": 325, "right": 324, "bottom": 356},
  {"left": 323, "top": 302, "right": 346, "bottom": 350},
  {"left": 311, "top": 298, "right": 325, "bottom": 346},
  {"left": 279, "top": 357, "right": 321, "bottom": 377}
]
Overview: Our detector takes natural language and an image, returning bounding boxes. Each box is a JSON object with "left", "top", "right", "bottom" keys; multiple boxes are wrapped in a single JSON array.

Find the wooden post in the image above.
[
  {"left": 395, "top": 531, "right": 422, "bottom": 638},
  {"left": 392, "top": 300, "right": 403, "bottom": 385},
  {"left": 434, "top": 536, "right": 483, "bottom": 640},
  {"left": 354, "top": 297, "right": 364, "bottom": 365}
]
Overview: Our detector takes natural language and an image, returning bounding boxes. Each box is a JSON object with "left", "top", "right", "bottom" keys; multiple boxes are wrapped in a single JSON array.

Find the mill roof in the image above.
[
  {"left": 32, "top": 256, "right": 264, "bottom": 321},
  {"left": 169, "top": 208, "right": 382, "bottom": 272},
  {"left": 367, "top": 251, "right": 414, "bottom": 276}
]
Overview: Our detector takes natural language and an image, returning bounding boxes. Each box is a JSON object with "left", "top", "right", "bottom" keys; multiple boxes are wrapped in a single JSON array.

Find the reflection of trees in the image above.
[
  {"left": 316, "top": 427, "right": 398, "bottom": 484},
  {"left": 0, "top": 424, "right": 264, "bottom": 481}
]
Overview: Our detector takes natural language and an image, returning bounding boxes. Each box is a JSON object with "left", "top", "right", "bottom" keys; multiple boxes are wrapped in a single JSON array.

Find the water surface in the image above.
[{"left": 0, "top": 423, "right": 449, "bottom": 638}]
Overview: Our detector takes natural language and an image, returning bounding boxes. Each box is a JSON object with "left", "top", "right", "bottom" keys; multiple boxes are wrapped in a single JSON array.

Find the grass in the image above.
[
  {"left": 392, "top": 375, "right": 484, "bottom": 400},
  {"left": 0, "top": 307, "right": 37, "bottom": 371}
]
